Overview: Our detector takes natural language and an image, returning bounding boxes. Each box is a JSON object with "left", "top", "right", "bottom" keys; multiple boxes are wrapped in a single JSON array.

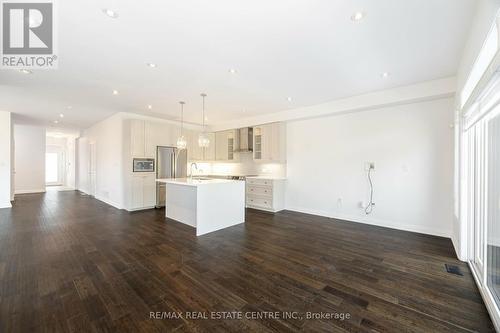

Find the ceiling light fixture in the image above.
[
  {"left": 351, "top": 11, "right": 365, "bottom": 22},
  {"left": 287, "top": 97, "right": 293, "bottom": 102},
  {"left": 19, "top": 69, "right": 32, "bottom": 74},
  {"left": 53, "top": 120, "right": 59, "bottom": 124},
  {"left": 176, "top": 101, "right": 187, "bottom": 150},
  {"left": 198, "top": 93, "right": 210, "bottom": 148},
  {"left": 112, "top": 90, "right": 119, "bottom": 95},
  {"left": 147, "top": 104, "right": 153, "bottom": 110},
  {"left": 59, "top": 113, "right": 64, "bottom": 118},
  {"left": 102, "top": 8, "right": 119, "bottom": 19},
  {"left": 229, "top": 68, "right": 237, "bottom": 74},
  {"left": 147, "top": 63, "right": 157, "bottom": 68},
  {"left": 381, "top": 72, "right": 390, "bottom": 78}
]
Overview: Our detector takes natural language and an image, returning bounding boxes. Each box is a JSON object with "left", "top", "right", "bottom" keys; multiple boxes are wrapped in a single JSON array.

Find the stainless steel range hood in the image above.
[{"left": 235, "top": 127, "right": 253, "bottom": 152}]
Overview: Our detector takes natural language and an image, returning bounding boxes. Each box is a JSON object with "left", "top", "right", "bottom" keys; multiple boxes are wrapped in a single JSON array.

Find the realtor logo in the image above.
[{"left": 1, "top": 0, "right": 57, "bottom": 69}]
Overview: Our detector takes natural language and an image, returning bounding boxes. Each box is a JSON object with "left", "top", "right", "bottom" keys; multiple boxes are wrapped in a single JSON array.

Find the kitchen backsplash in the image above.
[{"left": 191, "top": 153, "right": 286, "bottom": 177}]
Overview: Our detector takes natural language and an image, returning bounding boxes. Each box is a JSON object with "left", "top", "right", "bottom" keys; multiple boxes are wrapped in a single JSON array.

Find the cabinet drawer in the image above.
[
  {"left": 246, "top": 185, "right": 272, "bottom": 197},
  {"left": 246, "top": 178, "right": 273, "bottom": 186},
  {"left": 246, "top": 195, "right": 273, "bottom": 209}
]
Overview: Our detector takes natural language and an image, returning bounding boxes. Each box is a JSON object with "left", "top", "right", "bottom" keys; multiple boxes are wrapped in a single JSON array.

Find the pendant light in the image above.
[
  {"left": 198, "top": 93, "right": 210, "bottom": 148},
  {"left": 176, "top": 101, "right": 187, "bottom": 150}
]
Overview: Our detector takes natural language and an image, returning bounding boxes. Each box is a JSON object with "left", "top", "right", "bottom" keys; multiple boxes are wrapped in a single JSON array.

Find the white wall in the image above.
[
  {"left": 285, "top": 98, "right": 454, "bottom": 237},
  {"left": 14, "top": 125, "right": 46, "bottom": 194},
  {"left": 76, "top": 136, "right": 90, "bottom": 194},
  {"left": 0, "top": 112, "right": 12, "bottom": 208},
  {"left": 78, "top": 113, "right": 124, "bottom": 208}
]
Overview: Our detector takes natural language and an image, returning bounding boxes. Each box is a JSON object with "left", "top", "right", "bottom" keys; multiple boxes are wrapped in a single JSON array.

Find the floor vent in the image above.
[{"left": 445, "top": 264, "right": 463, "bottom": 276}]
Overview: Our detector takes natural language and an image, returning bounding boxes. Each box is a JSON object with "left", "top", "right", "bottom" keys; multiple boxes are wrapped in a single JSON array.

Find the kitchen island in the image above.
[{"left": 156, "top": 178, "right": 245, "bottom": 236}]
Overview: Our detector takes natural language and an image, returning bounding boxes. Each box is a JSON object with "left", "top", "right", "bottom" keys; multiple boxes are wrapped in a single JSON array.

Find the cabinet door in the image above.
[
  {"left": 130, "top": 176, "right": 144, "bottom": 209},
  {"left": 157, "top": 123, "right": 176, "bottom": 147},
  {"left": 130, "top": 120, "right": 145, "bottom": 157},
  {"left": 253, "top": 127, "right": 262, "bottom": 160},
  {"left": 193, "top": 131, "right": 204, "bottom": 160},
  {"left": 203, "top": 132, "right": 216, "bottom": 161},
  {"left": 271, "top": 122, "right": 286, "bottom": 162},
  {"left": 144, "top": 121, "right": 156, "bottom": 158},
  {"left": 261, "top": 124, "right": 273, "bottom": 161},
  {"left": 227, "top": 130, "right": 235, "bottom": 161},
  {"left": 143, "top": 175, "right": 156, "bottom": 208},
  {"left": 215, "top": 131, "right": 228, "bottom": 160}
]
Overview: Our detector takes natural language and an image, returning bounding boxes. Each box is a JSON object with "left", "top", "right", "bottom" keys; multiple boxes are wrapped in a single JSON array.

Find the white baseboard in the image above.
[
  {"left": 126, "top": 206, "right": 155, "bottom": 212},
  {"left": 285, "top": 206, "right": 451, "bottom": 238},
  {"left": 0, "top": 201, "right": 12, "bottom": 209},
  {"left": 15, "top": 189, "right": 46, "bottom": 194},
  {"left": 94, "top": 195, "right": 123, "bottom": 210}
]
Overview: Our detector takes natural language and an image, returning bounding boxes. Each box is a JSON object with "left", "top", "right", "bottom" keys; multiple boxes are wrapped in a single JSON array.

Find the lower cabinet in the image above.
[
  {"left": 245, "top": 177, "right": 286, "bottom": 212},
  {"left": 130, "top": 174, "right": 156, "bottom": 210}
]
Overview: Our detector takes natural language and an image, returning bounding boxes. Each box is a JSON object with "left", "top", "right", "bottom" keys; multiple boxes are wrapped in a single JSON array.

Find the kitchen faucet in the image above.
[{"left": 190, "top": 162, "right": 198, "bottom": 179}]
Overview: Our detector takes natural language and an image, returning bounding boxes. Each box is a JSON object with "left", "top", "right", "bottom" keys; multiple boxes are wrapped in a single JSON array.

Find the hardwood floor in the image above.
[{"left": 0, "top": 191, "right": 494, "bottom": 332}]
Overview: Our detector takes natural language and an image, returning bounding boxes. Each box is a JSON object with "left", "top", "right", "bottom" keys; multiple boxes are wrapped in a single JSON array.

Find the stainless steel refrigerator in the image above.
[{"left": 156, "top": 146, "right": 187, "bottom": 208}]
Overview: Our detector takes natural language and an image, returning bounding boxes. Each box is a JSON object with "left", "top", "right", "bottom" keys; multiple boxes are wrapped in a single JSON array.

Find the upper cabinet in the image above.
[
  {"left": 253, "top": 122, "right": 286, "bottom": 163},
  {"left": 129, "top": 119, "right": 146, "bottom": 157},
  {"left": 186, "top": 130, "right": 217, "bottom": 162},
  {"left": 125, "top": 119, "right": 178, "bottom": 158},
  {"left": 203, "top": 132, "right": 216, "bottom": 161},
  {"left": 215, "top": 130, "right": 238, "bottom": 161}
]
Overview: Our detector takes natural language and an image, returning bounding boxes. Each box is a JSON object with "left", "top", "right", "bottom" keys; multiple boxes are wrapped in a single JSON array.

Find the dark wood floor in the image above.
[{"left": 0, "top": 191, "right": 494, "bottom": 332}]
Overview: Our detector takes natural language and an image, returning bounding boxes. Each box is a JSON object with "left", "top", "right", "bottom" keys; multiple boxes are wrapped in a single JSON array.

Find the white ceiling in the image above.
[{"left": 0, "top": 0, "right": 477, "bottom": 129}]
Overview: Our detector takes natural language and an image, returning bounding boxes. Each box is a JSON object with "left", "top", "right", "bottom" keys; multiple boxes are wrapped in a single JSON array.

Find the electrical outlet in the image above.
[{"left": 365, "top": 162, "right": 375, "bottom": 171}]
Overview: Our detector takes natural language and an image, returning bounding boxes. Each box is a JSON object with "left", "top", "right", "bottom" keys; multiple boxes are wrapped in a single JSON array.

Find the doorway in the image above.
[
  {"left": 463, "top": 73, "right": 500, "bottom": 320},
  {"left": 45, "top": 151, "right": 64, "bottom": 186}
]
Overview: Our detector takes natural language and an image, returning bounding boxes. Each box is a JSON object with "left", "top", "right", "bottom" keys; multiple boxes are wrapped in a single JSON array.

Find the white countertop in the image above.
[
  {"left": 246, "top": 176, "right": 287, "bottom": 180},
  {"left": 156, "top": 178, "right": 242, "bottom": 187}
]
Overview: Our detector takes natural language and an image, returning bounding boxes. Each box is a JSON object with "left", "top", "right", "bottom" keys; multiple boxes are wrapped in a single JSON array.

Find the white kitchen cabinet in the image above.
[
  {"left": 127, "top": 119, "right": 180, "bottom": 158},
  {"left": 215, "top": 130, "right": 238, "bottom": 161},
  {"left": 130, "top": 174, "right": 156, "bottom": 210},
  {"left": 149, "top": 122, "right": 177, "bottom": 149},
  {"left": 144, "top": 121, "right": 156, "bottom": 158},
  {"left": 186, "top": 130, "right": 203, "bottom": 161},
  {"left": 130, "top": 120, "right": 146, "bottom": 157},
  {"left": 185, "top": 131, "right": 215, "bottom": 161},
  {"left": 245, "top": 177, "right": 286, "bottom": 212},
  {"left": 203, "top": 132, "right": 216, "bottom": 161},
  {"left": 253, "top": 122, "right": 286, "bottom": 162},
  {"left": 215, "top": 131, "right": 227, "bottom": 161}
]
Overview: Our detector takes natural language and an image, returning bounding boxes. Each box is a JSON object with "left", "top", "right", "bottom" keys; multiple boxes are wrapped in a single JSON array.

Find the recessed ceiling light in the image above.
[
  {"left": 229, "top": 68, "right": 237, "bottom": 74},
  {"left": 53, "top": 120, "right": 59, "bottom": 124},
  {"left": 204, "top": 116, "right": 208, "bottom": 121},
  {"left": 381, "top": 72, "right": 390, "bottom": 78},
  {"left": 351, "top": 11, "right": 365, "bottom": 22},
  {"left": 147, "top": 63, "right": 157, "bottom": 68},
  {"left": 112, "top": 90, "right": 119, "bottom": 95},
  {"left": 287, "top": 97, "right": 293, "bottom": 102},
  {"left": 19, "top": 69, "right": 32, "bottom": 74},
  {"left": 102, "top": 8, "right": 119, "bottom": 19},
  {"left": 147, "top": 105, "right": 153, "bottom": 110},
  {"left": 59, "top": 113, "right": 64, "bottom": 118}
]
